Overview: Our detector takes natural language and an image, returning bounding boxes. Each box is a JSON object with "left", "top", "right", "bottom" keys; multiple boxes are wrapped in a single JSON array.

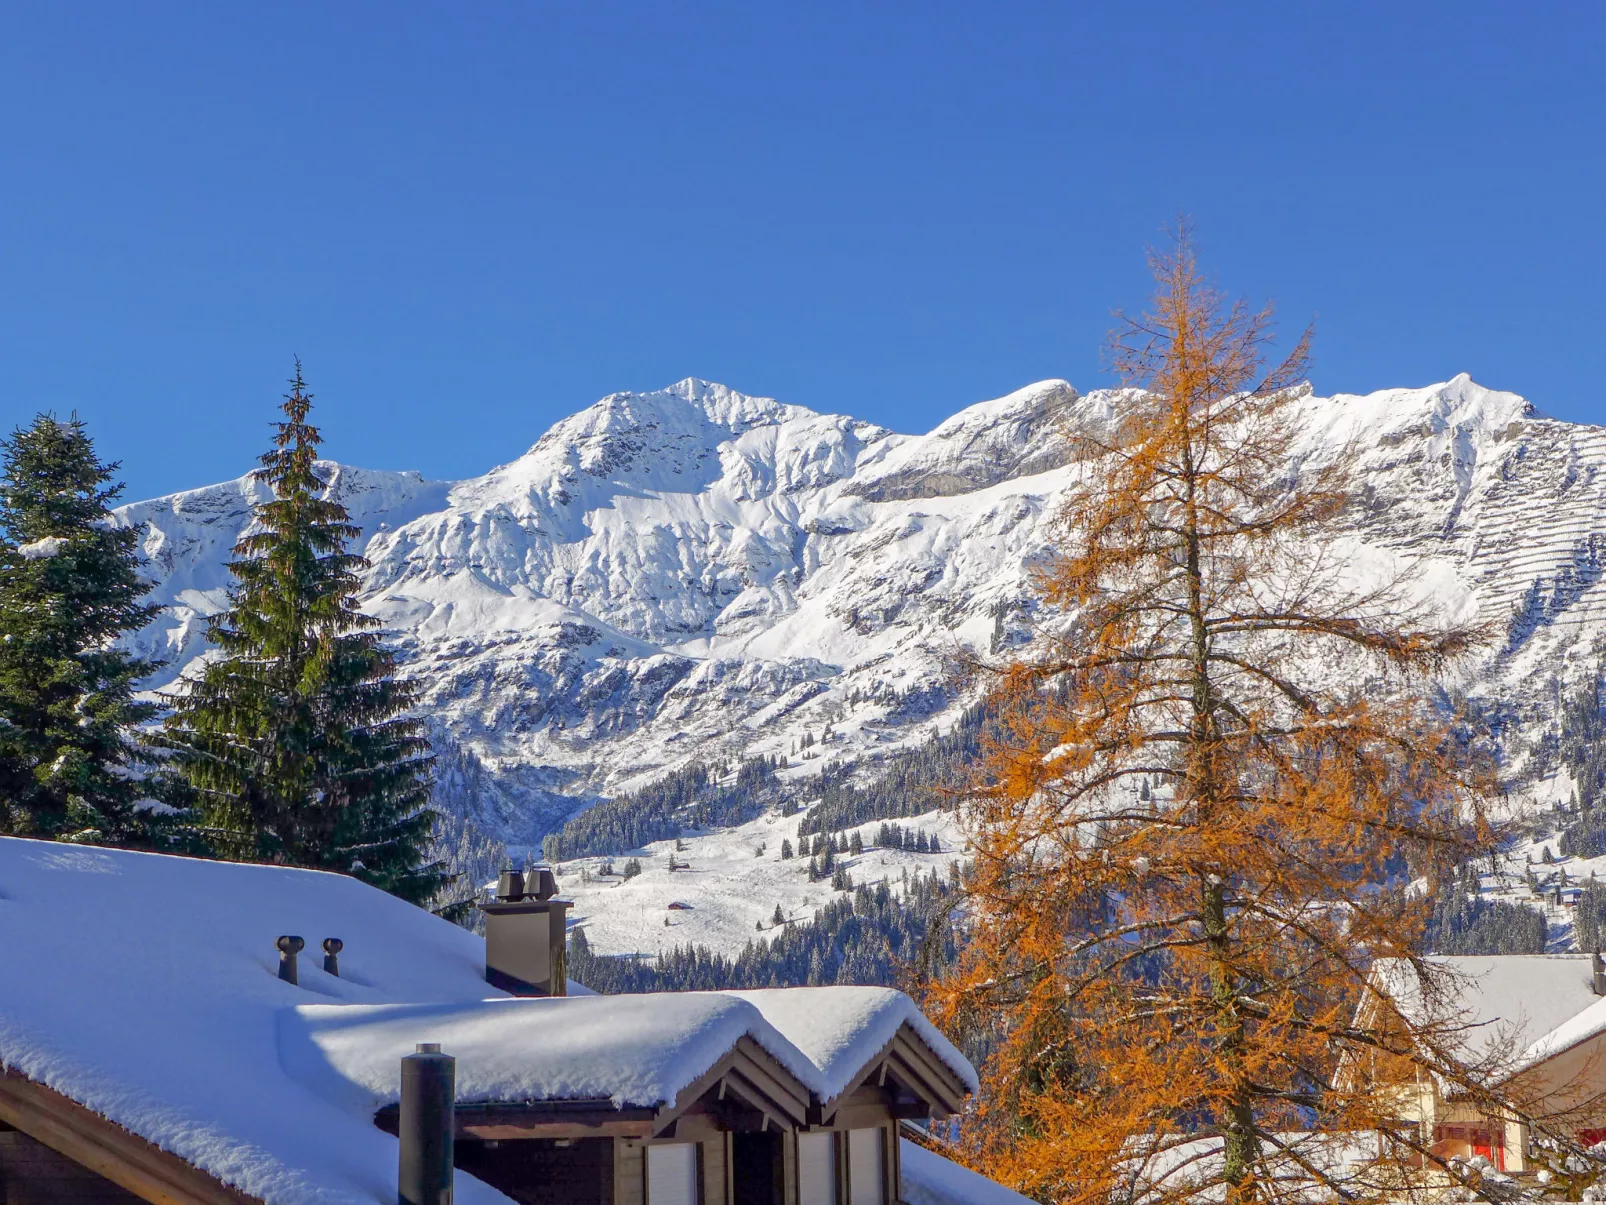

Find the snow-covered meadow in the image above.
[{"left": 553, "top": 805, "right": 966, "bottom": 959}]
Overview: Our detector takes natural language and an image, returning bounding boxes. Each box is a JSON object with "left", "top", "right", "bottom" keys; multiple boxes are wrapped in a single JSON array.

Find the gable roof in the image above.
[
  {"left": 727, "top": 987, "right": 978, "bottom": 1100},
  {"left": 0, "top": 837, "right": 976, "bottom": 1205},
  {"left": 283, "top": 995, "right": 821, "bottom": 1110},
  {"left": 1375, "top": 954, "right": 1606, "bottom": 1079},
  {"left": 0, "top": 836, "right": 519, "bottom": 1205}
]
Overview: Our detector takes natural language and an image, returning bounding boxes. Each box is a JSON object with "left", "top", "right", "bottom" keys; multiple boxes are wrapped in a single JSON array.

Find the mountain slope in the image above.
[{"left": 115, "top": 374, "right": 1606, "bottom": 854}]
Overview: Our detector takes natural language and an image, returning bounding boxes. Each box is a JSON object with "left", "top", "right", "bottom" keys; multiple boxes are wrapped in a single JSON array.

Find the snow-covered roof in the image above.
[
  {"left": 283, "top": 987, "right": 978, "bottom": 1114},
  {"left": 728, "top": 987, "right": 979, "bottom": 1097},
  {"left": 284, "top": 995, "right": 822, "bottom": 1110},
  {"left": 0, "top": 837, "right": 975, "bottom": 1205},
  {"left": 1376, "top": 954, "right": 1606, "bottom": 1076},
  {"left": 898, "top": 1140, "right": 1034, "bottom": 1205}
]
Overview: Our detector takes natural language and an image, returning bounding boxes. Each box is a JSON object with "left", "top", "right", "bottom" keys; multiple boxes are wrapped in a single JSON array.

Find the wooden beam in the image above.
[
  {"left": 0, "top": 1071, "right": 260, "bottom": 1205},
  {"left": 652, "top": 1039, "right": 813, "bottom": 1136},
  {"left": 376, "top": 1101, "right": 657, "bottom": 1139}
]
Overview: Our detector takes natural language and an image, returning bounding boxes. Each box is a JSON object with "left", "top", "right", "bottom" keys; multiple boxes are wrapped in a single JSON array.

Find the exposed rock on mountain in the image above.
[{"left": 115, "top": 374, "right": 1605, "bottom": 845}]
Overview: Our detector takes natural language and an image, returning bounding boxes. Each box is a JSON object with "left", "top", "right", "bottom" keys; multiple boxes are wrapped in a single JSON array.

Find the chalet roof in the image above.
[
  {"left": 0, "top": 837, "right": 520, "bottom": 1205},
  {"left": 898, "top": 1139, "right": 1035, "bottom": 1205},
  {"left": 1375, "top": 954, "right": 1606, "bottom": 1077},
  {"left": 284, "top": 995, "right": 822, "bottom": 1109},
  {"left": 0, "top": 836, "right": 976, "bottom": 1205},
  {"left": 285, "top": 987, "right": 978, "bottom": 1111},
  {"left": 729, "top": 987, "right": 978, "bottom": 1098}
]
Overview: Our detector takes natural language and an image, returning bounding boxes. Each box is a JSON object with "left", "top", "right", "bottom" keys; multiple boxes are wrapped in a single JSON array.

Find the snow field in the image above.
[{"left": 553, "top": 805, "right": 966, "bottom": 960}]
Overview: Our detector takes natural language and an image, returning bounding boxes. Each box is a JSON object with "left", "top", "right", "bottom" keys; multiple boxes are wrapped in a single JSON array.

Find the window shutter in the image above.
[
  {"left": 798, "top": 1132, "right": 837, "bottom": 1205},
  {"left": 847, "top": 1129, "right": 884, "bottom": 1205},
  {"left": 647, "top": 1142, "right": 700, "bottom": 1205}
]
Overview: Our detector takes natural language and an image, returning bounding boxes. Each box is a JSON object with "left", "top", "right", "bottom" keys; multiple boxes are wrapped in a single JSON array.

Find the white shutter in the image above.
[
  {"left": 647, "top": 1142, "right": 699, "bottom": 1205},
  {"left": 847, "top": 1129, "right": 884, "bottom": 1205},
  {"left": 798, "top": 1131, "right": 837, "bottom": 1205}
]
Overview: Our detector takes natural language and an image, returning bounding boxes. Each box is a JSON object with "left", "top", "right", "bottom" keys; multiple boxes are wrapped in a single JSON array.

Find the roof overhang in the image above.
[
  {"left": 373, "top": 1033, "right": 815, "bottom": 1142},
  {"left": 816, "top": 1021, "right": 971, "bottom": 1124},
  {"left": 0, "top": 1069, "right": 261, "bottom": 1205}
]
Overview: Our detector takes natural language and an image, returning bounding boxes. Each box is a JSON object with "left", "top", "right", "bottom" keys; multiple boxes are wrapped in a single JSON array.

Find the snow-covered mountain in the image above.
[{"left": 115, "top": 374, "right": 1606, "bottom": 853}]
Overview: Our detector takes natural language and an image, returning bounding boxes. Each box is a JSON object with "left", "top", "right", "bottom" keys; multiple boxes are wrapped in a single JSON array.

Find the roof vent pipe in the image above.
[
  {"left": 276, "top": 935, "right": 305, "bottom": 985},
  {"left": 1593, "top": 950, "right": 1605, "bottom": 997},
  {"left": 323, "top": 938, "right": 343, "bottom": 977},
  {"left": 398, "top": 1043, "right": 455, "bottom": 1205}
]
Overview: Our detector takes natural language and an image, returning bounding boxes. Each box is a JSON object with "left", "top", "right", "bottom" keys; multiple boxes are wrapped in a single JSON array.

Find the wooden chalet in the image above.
[{"left": 0, "top": 838, "right": 990, "bottom": 1205}]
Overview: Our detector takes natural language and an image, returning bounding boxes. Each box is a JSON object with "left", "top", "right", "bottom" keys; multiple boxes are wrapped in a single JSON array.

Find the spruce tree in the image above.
[
  {"left": 0, "top": 415, "right": 161, "bottom": 841},
  {"left": 163, "top": 365, "right": 443, "bottom": 902}
]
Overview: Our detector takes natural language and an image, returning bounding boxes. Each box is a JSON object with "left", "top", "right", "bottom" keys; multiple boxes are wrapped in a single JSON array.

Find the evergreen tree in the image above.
[
  {"left": 849, "top": 830, "right": 864, "bottom": 856},
  {"left": 772, "top": 903, "right": 785, "bottom": 926},
  {"left": 0, "top": 415, "right": 160, "bottom": 842},
  {"left": 779, "top": 837, "right": 793, "bottom": 860},
  {"left": 162, "top": 365, "right": 443, "bottom": 902}
]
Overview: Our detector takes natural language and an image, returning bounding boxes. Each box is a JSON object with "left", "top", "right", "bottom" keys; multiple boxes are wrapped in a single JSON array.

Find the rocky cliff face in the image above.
[{"left": 115, "top": 374, "right": 1606, "bottom": 843}]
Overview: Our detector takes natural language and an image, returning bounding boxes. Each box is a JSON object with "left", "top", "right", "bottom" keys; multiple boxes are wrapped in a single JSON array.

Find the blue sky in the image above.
[{"left": 1, "top": 3, "right": 1601, "bottom": 502}]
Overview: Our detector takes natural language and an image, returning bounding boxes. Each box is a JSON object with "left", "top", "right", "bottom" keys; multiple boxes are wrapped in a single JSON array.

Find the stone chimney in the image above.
[{"left": 481, "top": 866, "right": 570, "bottom": 996}]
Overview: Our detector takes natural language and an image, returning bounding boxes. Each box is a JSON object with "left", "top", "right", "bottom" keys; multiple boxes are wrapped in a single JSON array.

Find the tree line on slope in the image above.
[
  {"left": 541, "top": 754, "right": 784, "bottom": 861},
  {"left": 1556, "top": 670, "right": 1606, "bottom": 859},
  {"left": 0, "top": 366, "right": 446, "bottom": 904},
  {"left": 1426, "top": 870, "right": 1547, "bottom": 955},
  {"left": 543, "top": 699, "right": 980, "bottom": 866},
  {"left": 566, "top": 867, "right": 961, "bottom": 993},
  {"left": 796, "top": 703, "right": 983, "bottom": 836}
]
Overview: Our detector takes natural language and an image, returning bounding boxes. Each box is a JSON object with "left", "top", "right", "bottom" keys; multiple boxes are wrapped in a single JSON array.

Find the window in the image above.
[
  {"left": 797, "top": 1131, "right": 837, "bottom": 1205},
  {"left": 847, "top": 1129, "right": 884, "bottom": 1205},
  {"left": 647, "top": 1142, "right": 699, "bottom": 1205}
]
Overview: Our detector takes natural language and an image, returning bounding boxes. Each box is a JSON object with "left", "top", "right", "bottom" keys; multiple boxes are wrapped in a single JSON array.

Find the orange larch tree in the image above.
[{"left": 931, "top": 231, "right": 1515, "bottom": 1205}]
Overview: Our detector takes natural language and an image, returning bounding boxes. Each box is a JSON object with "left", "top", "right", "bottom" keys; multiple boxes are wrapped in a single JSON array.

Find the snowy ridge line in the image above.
[{"left": 112, "top": 374, "right": 1606, "bottom": 884}]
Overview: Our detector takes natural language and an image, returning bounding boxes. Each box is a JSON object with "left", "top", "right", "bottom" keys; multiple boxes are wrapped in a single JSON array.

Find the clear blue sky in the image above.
[{"left": 1, "top": 3, "right": 1601, "bottom": 502}]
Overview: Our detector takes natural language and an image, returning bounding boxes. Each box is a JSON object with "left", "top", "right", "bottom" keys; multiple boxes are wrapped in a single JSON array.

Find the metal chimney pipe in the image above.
[
  {"left": 323, "top": 937, "right": 344, "bottom": 977},
  {"left": 1593, "top": 950, "right": 1605, "bottom": 997},
  {"left": 496, "top": 869, "right": 525, "bottom": 902},
  {"left": 276, "top": 935, "right": 305, "bottom": 985},
  {"left": 398, "top": 1043, "right": 455, "bottom": 1205}
]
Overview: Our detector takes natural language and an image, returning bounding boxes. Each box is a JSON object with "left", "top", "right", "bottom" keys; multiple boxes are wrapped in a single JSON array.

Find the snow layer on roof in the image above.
[
  {"left": 728, "top": 987, "right": 978, "bottom": 1098},
  {"left": 1515, "top": 993, "right": 1606, "bottom": 1074},
  {"left": 899, "top": 1141, "right": 1033, "bottom": 1205},
  {"left": 1376, "top": 954, "right": 1604, "bottom": 1070},
  {"left": 283, "top": 994, "right": 819, "bottom": 1109},
  {"left": 0, "top": 837, "right": 520, "bottom": 1205},
  {"left": 0, "top": 837, "right": 974, "bottom": 1205}
]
